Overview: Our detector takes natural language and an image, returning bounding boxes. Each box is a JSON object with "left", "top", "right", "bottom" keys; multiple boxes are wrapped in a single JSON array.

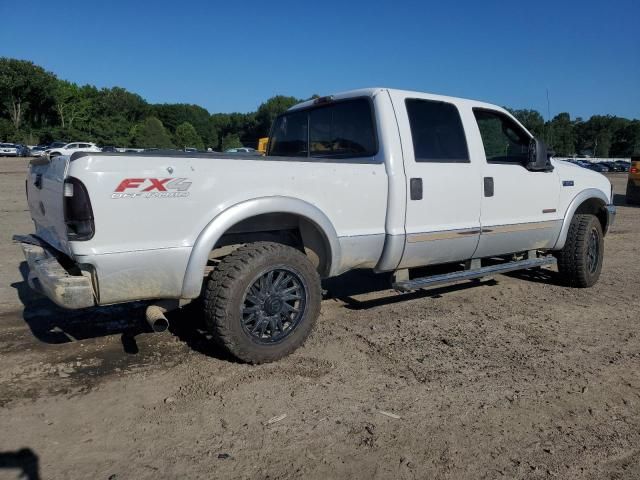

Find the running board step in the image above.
[{"left": 392, "top": 256, "right": 557, "bottom": 292}]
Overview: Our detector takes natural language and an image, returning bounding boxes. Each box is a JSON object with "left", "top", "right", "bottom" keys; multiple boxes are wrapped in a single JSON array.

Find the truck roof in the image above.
[{"left": 288, "top": 87, "right": 510, "bottom": 116}]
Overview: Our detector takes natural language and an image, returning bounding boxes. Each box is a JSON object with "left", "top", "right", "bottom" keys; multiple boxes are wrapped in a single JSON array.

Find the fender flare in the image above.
[
  {"left": 553, "top": 188, "right": 609, "bottom": 250},
  {"left": 181, "top": 196, "right": 341, "bottom": 298}
]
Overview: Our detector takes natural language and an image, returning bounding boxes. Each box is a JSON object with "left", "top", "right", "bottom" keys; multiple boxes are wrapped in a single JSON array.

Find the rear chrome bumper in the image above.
[{"left": 17, "top": 238, "right": 95, "bottom": 309}]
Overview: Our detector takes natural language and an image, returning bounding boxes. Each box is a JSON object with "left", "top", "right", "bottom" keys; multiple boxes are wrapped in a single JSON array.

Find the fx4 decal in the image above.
[{"left": 111, "top": 178, "right": 192, "bottom": 199}]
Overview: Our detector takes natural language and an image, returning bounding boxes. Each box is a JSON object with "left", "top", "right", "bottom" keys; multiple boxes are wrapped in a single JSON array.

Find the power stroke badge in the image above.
[{"left": 111, "top": 178, "right": 192, "bottom": 199}]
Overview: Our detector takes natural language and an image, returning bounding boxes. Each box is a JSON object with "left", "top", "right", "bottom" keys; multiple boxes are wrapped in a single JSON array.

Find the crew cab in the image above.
[{"left": 17, "top": 88, "right": 615, "bottom": 363}]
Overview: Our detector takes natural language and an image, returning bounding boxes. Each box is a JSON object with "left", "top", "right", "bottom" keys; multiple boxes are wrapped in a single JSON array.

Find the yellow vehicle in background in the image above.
[
  {"left": 257, "top": 137, "right": 269, "bottom": 154},
  {"left": 626, "top": 155, "right": 640, "bottom": 204}
]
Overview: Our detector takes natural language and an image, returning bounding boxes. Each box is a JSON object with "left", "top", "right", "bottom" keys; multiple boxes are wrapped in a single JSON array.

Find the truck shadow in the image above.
[
  {"left": 12, "top": 262, "right": 150, "bottom": 345},
  {"left": 11, "top": 261, "right": 234, "bottom": 361},
  {"left": 323, "top": 269, "right": 498, "bottom": 310},
  {"left": 0, "top": 448, "right": 40, "bottom": 480},
  {"left": 504, "top": 267, "right": 566, "bottom": 286},
  {"left": 165, "top": 301, "right": 237, "bottom": 362},
  {"left": 614, "top": 193, "right": 639, "bottom": 208},
  {"left": 10, "top": 263, "right": 559, "bottom": 360}
]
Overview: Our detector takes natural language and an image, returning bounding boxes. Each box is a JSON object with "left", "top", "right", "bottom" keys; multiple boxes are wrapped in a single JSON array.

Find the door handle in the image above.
[
  {"left": 483, "top": 177, "right": 494, "bottom": 197},
  {"left": 34, "top": 174, "right": 43, "bottom": 189},
  {"left": 410, "top": 178, "right": 423, "bottom": 200}
]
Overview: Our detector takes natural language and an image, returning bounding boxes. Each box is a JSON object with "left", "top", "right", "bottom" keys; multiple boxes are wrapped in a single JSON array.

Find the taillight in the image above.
[
  {"left": 631, "top": 166, "right": 639, "bottom": 174},
  {"left": 64, "top": 177, "right": 95, "bottom": 240}
]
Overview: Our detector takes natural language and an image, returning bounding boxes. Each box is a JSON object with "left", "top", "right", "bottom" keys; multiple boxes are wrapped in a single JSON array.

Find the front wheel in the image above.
[
  {"left": 203, "top": 242, "right": 322, "bottom": 363},
  {"left": 556, "top": 214, "right": 604, "bottom": 287}
]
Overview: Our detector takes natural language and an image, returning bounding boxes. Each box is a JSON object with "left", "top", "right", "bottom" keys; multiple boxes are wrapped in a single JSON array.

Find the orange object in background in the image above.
[{"left": 257, "top": 137, "right": 269, "bottom": 154}]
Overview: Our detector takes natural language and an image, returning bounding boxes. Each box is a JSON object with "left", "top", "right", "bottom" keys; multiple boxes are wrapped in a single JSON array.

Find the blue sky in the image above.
[{"left": 1, "top": 0, "right": 638, "bottom": 119}]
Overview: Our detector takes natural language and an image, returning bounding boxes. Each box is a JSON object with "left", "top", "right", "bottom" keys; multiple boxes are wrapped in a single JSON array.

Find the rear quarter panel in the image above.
[{"left": 67, "top": 154, "right": 389, "bottom": 256}]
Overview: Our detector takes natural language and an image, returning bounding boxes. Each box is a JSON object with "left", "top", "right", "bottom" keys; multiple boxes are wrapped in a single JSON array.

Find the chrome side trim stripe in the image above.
[
  {"left": 407, "top": 220, "right": 560, "bottom": 243},
  {"left": 480, "top": 220, "right": 559, "bottom": 235},
  {"left": 407, "top": 228, "right": 480, "bottom": 243}
]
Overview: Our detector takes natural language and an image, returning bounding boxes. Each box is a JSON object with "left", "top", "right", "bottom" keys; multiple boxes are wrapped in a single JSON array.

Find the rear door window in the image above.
[{"left": 405, "top": 99, "right": 469, "bottom": 163}]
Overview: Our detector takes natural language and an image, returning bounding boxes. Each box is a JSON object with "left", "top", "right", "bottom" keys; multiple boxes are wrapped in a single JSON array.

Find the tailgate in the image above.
[{"left": 26, "top": 156, "right": 72, "bottom": 256}]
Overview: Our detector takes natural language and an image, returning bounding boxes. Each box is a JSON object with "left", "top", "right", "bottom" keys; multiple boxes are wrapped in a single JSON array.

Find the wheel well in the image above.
[
  {"left": 211, "top": 213, "right": 331, "bottom": 277},
  {"left": 575, "top": 197, "right": 608, "bottom": 234}
]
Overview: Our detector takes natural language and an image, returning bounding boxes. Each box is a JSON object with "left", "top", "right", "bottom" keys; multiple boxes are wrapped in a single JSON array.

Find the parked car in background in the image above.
[
  {"left": 30, "top": 146, "right": 48, "bottom": 157},
  {"left": 47, "top": 141, "right": 67, "bottom": 150},
  {"left": 576, "top": 161, "right": 609, "bottom": 173},
  {"left": 45, "top": 142, "right": 101, "bottom": 159},
  {"left": 600, "top": 161, "right": 626, "bottom": 172},
  {"left": 16, "top": 144, "right": 31, "bottom": 157},
  {"left": 101, "top": 146, "right": 119, "bottom": 153},
  {"left": 615, "top": 160, "right": 631, "bottom": 171},
  {"left": 626, "top": 156, "right": 640, "bottom": 204},
  {"left": 225, "top": 147, "right": 257, "bottom": 153},
  {"left": 0, "top": 143, "right": 18, "bottom": 156}
]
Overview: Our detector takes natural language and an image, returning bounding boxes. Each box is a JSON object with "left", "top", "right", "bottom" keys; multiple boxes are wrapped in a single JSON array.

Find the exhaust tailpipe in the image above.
[{"left": 145, "top": 301, "right": 177, "bottom": 333}]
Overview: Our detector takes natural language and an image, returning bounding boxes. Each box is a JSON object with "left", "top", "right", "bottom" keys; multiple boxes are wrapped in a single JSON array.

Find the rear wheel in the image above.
[
  {"left": 556, "top": 214, "right": 604, "bottom": 287},
  {"left": 203, "top": 242, "right": 321, "bottom": 363}
]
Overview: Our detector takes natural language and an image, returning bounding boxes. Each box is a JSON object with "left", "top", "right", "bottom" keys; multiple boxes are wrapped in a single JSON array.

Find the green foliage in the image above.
[
  {"left": 508, "top": 108, "right": 638, "bottom": 158},
  {"left": 130, "top": 117, "right": 174, "bottom": 149},
  {"left": 507, "top": 108, "right": 545, "bottom": 138},
  {"left": 0, "top": 118, "right": 14, "bottom": 140},
  {"left": 174, "top": 121, "right": 204, "bottom": 149},
  {"left": 611, "top": 121, "right": 640, "bottom": 156},
  {"left": 221, "top": 133, "right": 242, "bottom": 151},
  {"left": 154, "top": 103, "right": 216, "bottom": 147},
  {"left": 0, "top": 58, "right": 56, "bottom": 130},
  {"left": 255, "top": 95, "right": 301, "bottom": 137},
  {"left": 54, "top": 80, "right": 91, "bottom": 128},
  {"left": 548, "top": 113, "right": 575, "bottom": 156}
]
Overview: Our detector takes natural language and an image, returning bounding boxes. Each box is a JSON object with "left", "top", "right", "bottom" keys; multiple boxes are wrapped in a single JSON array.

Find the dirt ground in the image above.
[{"left": 0, "top": 157, "right": 638, "bottom": 480}]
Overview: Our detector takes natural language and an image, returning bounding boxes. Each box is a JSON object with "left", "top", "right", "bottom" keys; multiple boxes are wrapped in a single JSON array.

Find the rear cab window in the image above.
[{"left": 268, "top": 98, "right": 378, "bottom": 160}]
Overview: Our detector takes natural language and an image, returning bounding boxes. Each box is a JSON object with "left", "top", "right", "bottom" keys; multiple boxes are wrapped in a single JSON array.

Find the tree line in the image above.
[
  {"left": 505, "top": 108, "right": 639, "bottom": 158},
  {"left": 1, "top": 57, "right": 639, "bottom": 156},
  {"left": 0, "top": 58, "right": 301, "bottom": 151}
]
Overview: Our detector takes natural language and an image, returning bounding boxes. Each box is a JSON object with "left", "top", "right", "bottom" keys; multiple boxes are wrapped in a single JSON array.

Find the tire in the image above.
[
  {"left": 556, "top": 214, "right": 604, "bottom": 288},
  {"left": 203, "top": 242, "right": 322, "bottom": 363}
]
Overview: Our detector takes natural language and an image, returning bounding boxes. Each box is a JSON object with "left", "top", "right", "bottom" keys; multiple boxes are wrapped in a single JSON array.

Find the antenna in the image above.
[{"left": 546, "top": 88, "right": 552, "bottom": 145}]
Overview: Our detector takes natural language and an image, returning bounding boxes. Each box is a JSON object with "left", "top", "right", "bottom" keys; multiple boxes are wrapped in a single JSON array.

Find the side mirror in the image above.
[{"left": 527, "top": 138, "right": 553, "bottom": 172}]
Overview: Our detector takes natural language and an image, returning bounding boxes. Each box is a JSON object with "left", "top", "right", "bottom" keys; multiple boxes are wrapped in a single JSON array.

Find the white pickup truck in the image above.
[{"left": 17, "top": 88, "right": 615, "bottom": 363}]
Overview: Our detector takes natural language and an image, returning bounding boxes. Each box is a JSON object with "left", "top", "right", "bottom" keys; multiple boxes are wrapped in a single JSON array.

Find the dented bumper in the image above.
[{"left": 16, "top": 237, "right": 95, "bottom": 309}]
